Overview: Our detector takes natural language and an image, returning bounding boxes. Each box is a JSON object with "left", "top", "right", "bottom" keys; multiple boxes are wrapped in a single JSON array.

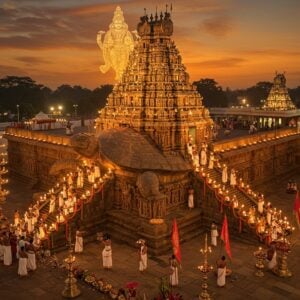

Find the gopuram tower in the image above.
[
  {"left": 264, "top": 73, "right": 296, "bottom": 110},
  {"left": 96, "top": 10, "right": 213, "bottom": 154}
]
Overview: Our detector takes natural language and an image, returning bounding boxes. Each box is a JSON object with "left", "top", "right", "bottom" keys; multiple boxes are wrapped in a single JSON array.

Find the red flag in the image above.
[
  {"left": 293, "top": 191, "right": 300, "bottom": 225},
  {"left": 171, "top": 219, "right": 181, "bottom": 263},
  {"left": 221, "top": 214, "right": 232, "bottom": 259}
]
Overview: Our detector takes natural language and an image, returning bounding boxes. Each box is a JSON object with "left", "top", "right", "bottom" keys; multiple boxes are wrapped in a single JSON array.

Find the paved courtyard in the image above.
[{"left": 0, "top": 171, "right": 299, "bottom": 299}]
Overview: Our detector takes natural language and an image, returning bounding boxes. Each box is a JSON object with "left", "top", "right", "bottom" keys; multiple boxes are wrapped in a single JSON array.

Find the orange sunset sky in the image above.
[{"left": 1, "top": 0, "right": 300, "bottom": 89}]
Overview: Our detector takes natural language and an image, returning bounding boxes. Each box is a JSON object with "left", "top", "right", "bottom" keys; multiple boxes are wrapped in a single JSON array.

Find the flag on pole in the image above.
[
  {"left": 221, "top": 214, "right": 232, "bottom": 259},
  {"left": 171, "top": 218, "right": 181, "bottom": 263},
  {"left": 293, "top": 191, "right": 300, "bottom": 226}
]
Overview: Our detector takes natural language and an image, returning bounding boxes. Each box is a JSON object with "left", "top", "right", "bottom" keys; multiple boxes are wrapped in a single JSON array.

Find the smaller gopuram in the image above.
[{"left": 263, "top": 72, "right": 296, "bottom": 110}]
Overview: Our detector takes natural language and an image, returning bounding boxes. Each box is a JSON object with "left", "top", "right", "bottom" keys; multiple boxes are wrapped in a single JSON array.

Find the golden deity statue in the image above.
[{"left": 97, "top": 6, "right": 134, "bottom": 81}]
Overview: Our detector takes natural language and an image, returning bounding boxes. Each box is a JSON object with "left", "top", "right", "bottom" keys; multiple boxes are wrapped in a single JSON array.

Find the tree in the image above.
[{"left": 193, "top": 79, "right": 228, "bottom": 107}]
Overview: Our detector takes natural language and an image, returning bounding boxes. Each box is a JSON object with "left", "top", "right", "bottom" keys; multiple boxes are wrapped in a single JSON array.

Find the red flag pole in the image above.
[
  {"left": 220, "top": 214, "right": 232, "bottom": 260},
  {"left": 171, "top": 218, "right": 181, "bottom": 264}
]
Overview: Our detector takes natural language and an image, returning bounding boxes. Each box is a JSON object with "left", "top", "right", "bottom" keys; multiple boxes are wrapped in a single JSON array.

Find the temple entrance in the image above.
[{"left": 188, "top": 127, "right": 196, "bottom": 143}]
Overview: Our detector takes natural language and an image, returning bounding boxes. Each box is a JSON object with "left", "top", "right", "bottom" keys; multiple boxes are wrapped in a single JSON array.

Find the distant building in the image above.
[{"left": 263, "top": 73, "right": 296, "bottom": 111}]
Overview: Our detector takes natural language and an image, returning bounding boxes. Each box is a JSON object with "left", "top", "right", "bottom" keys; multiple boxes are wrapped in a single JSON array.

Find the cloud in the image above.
[
  {"left": 202, "top": 15, "right": 234, "bottom": 37},
  {"left": 187, "top": 57, "right": 246, "bottom": 69},
  {"left": 14, "top": 56, "right": 51, "bottom": 65},
  {"left": 0, "top": 64, "right": 29, "bottom": 77},
  {"left": 242, "top": 49, "right": 300, "bottom": 57}
]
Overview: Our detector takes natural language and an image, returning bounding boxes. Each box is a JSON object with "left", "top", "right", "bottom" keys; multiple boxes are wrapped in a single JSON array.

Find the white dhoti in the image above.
[
  {"left": 49, "top": 201, "right": 55, "bottom": 214},
  {"left": 230, "top": 174, "right": 236, "bottom": 186},
  {"left": 170, "top": 266, "right": 179, "bottom": 286},
  {"left": 268, "top": 252, "right": 277, "bottom": 270},
  {"left": 94, "top": 166, "right": 101, "bottom": 179},
  {"left": 266, "top": 213, "right": 271, "bottom": 225},
  {"left": 222, "top": 169, "right": 228, "bottom": 183},
  {"left": 208, "top": 157, "right": 214, "bottom": 169},
  {"left": 27, "top": 219, "right": 33, "bottom": 233},
  {"left": 3, "top": 245, "right": 12, "bottom": 266},
  {"left": 18, "top": 257, "right": 28, "bottom": 276},
  {"left": 102, "top": 246, "right": 112, "bottom": 268},
  {"left": 75, "top": 236, "right": 83, "bottom": 253},
  {"left": 139, "top": 253, "right": 147, "bottom": 271},
  {"left": 211, "top": 230, "right": 218, "bottom": 246},
  {"left": 188, "top": 194, "right": 194, "bottom": 209},
  {"left": 217, "top": 267, "right": 226, "bottom": 287},
  {"left": 14, "top": 218, "right": 20, "bottom": 226},
  {"left": 200, "top": 151, "right": 207, "bottom": 166},
  {"left": 258, "top": 202, "right": 264, "bottom": 214},
  {"left": 27, "top": 252, "right": 36, "bottom": 271}
]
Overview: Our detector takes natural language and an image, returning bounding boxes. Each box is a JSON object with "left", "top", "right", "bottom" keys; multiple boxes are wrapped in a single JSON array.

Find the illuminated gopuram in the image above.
[
  {"left": 264, "top": 73, "right": 296, "bottom": 110},
  {"left": 96, "top": 10, "right": 213, "bottom": 153},
  {"left": 93, "top": 10, "right": 213, "bottom": 253}
]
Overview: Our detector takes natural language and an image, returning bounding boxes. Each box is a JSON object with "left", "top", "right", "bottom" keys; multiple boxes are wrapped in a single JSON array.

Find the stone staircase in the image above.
[
  {"left": 104, "top": 208, "right": 205, "bottom": 255},
  {"left": 27, "top": 169, "right": 112, "bottom": 251}
]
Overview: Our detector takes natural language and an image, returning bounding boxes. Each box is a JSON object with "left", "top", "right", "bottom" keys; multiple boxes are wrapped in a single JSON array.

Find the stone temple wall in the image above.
[
  {"left": 4, "top": 130, "right": 78, "bottom": 187},
  {"left": 217, "top": 135, "right": 300, "bottom": 185},
  {"left": 4, "top": 128, "right": 299, "bottom": 189}
]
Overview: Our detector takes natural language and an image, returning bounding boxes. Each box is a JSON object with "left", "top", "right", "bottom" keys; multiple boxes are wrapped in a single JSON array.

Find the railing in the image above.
[
  {"left": 212, "top": 127, "right": 299, "bottom": 153},
  {"left": 4, "top": 127, "right": 71, "bottom": 146}
]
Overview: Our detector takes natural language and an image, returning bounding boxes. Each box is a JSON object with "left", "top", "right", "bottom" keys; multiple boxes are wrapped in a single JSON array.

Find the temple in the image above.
[
  {"left": 96, "top": 10, "right": 213, "bottom": 153},
  {"left": 3, "top": 8, "right": 300, "bottom": 256},
  {"left": 263, "top": 72, "right": 296, "bottom": 110}
]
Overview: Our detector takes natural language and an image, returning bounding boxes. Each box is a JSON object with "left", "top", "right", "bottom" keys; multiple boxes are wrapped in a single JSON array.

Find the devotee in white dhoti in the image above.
[
  {"left": 26, "top": 239, "right": 36, "bottom": 271},
  {"left": 222, "top": 165, "right": 228, "bottom": 183},
  {"left": 75, "top": 229, "right": 83, "bottom": 253},
  {"left": 38, "top": 223, "right": 46, "bottom": 240},
  {"left": 211, "top": 222, "right": 218, "bottom": 246},
  {"left": 77, "top": 170, "right": 84, "bottom": 188},
  {"left": 267, "top": 244, "right": 277, "bottom": 270},
  {"left": 230, "top": 169, "right": 236, "bottom": 186},
  {"left": 208, "top": 152, "right": 214, "bottom": 169},
  {"left": 169, "top": 254, "right": 179, "bottom": 287},
  {"left": 193, "top": 152, "right": 200, "bottom": 170},
  {"left": 49, "top": 195, "right": 56, "bottom": 214},
  {"left": 3, "top": 232, "right": 12, "bottom": 266},
  {"left": 94, "top": 164, "right": 101, "bottom": 179},
  {"left": 200, "top": 145, "right": 207, "bottom": 166},
  {"left": 18, "top": 246, "right": 28, "bottom": 276},
  {"left": 257, "top": 195, "right": 264, "bottom": 214},
  {"left": 266, "top": 207, "right": 272, "bottom": 225},
  {"left": 14, "top": 210, "right": 20, "bottom": 226},
  {"left": 188, "top": 188, "right": 194, "bottom": 209},
  {"left": 102, "top": 235, "right": 112, "bottom": 269},
  {"left": 137, "top": 239, "right": 147, "bottom": 272},
  {"left": 187, "top": 142, "right": 193, "bottom": 157},
  {"left": 58, "top": 192, "right": 64, "bottom": 208},
  {"left": 67, "top": 174, "right": 73, "bottom": 185},
  {"left": 217, "top": 256, "right": 226, "bottom": 287}
]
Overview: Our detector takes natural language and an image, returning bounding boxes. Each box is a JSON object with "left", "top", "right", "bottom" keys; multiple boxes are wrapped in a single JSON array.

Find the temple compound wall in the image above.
[
  {"left": 5, "top": 127, "right": 299, "bottom": 190},
  {"left": 213, "top": 128, "right": 300, "bottom": 185}
]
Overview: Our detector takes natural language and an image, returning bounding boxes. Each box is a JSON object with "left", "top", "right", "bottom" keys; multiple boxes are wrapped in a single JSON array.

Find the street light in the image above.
[
  {"left": 73, "top": 104, "right": 78, "bottom": 118},
  {"left": 16, "top": 104, "right": 20, "bottom": 122}
]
